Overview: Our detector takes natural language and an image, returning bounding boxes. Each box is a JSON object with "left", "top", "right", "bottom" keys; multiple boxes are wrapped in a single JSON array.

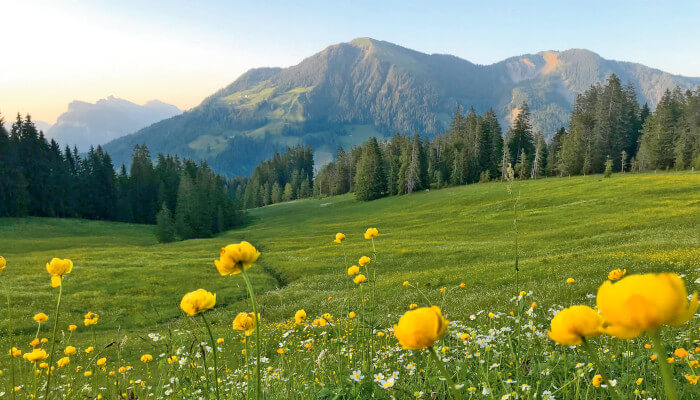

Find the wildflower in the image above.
[
  {"left": 276, "top": 348, "right": 285, "bottom": 354},
  {"left": 347, "top": 311, "right": 356, "bottom": 319},
  {"left": 23, "top": 349, "right": 47, "bottom": 363},
  {"left": 409, "top": 304, "right": 418, "bottom": 310},
  {"left": 359, "top": 256, "right": 371, "bottom": 266},
  {"left": 674, "top": 348, "right": 690, "bottom": 358},
  {"left": 592, "top": 374, "right": 603, "bottom": 387},
  {"left": 334, "top": 233, "right": 346, "bottom": 243},
  {"left": 33, "top": 313, "right": 49, "bottom": 323},
  {"left": 85, "top": 346, "right": 94, "bottom": 354},
  {"left": 377, "top": 331, "right": 385, "bottom": 337},
  {"left": 607, "top": 268, "right": 626, "bottom": 281},
  {"left": 84, "top": 371, "right": 92, "bottom": 377},
  {"left": 167, "top": 356, "right": 178, "bottom": 364},
  {"left": 64, "top": 346, "right": 76, "bottom": 355},
  {"left": 353, "top": 274, "right": 367, "bottom": 284},
  {"left": 180, "top": 289, "right": 216, "bottom": 316},
  {"left": 596, "top": 273, "right": 698, "bottom": 339},
  {"left": 667, "top": 357, "right": 675, "bottom": 363},
  {"left": 46, "top": 258, "right": 73, "bottom": 287},
  {"left": 347, "top": 265, "right": 360, "bottom": 275},
  {"left": 403, "top": 281, "right": 409, "bottom": 286},
  {"left": 488, "top": 312, "right": 495, "bottom": 319},
  {"left": 68, "top": 324, "right": 77, "bottom": 332},
  {"left": 312, "top": 318, "right": 327, "bottom": 327},
  {"left": 650, "top": 355, "right": 657, "bottom": 361},
  {"left": 140, "top": 354, "right": 153, "bottom": 363},
  {"left": 232, "top": 312, "right": 256, "bottom": 336},
  {"left": 685, "top": 375, "right": 698, "bottom": 385},
  {"left": 636, "top": 378, "right": 643, "bottom": 385},
  {"left": 29, "top": 338, "right": 39, "bottom": 347},
  {"left": 216, "top": 338, "right": 224, "bottom": 344},
  {"left": 364, "top": 228, "right": 378, "bottom": 239},
  {"left": 460, "top": 282, "right": 466, "bottom": 288},
  {"left": 214, "top": 241, "right": 260, "bottom": 276},
  {"left": 84, "top": 312, "right": 99, "bottom": 326},
  {"left": 39, "top": 362, "right": 48, "bottom": 369},
  {"left": 351, "top": 370, "right": 364, "bottom": 382},
  {"left": 566, "top": 278, "right": 575, "bottom": 284},
  {"left": 97, "top": 357, "right": 108, "bottom": 367},
  {"left": 393, "top": 306, "right": 448, "bottom": 350},
  {"left": 294, "top": 309, "right": 306, "bottom": 324},
  {"left": 460, "top": 333, "right": 471, "bottom": 340},
  {"left": 548, "top": 305, "right": 603, "bottom": 345},
  {"left": 440, "top": 287, "right": 446, "bottom": 293},
  {"left": 40, "top": 338, "right": 47, "bottom": 344},
  {"left": 0, "top": 256, "right": 5, "bottom": 272},
  {"left": 57, "top": 357, "right": 70, "bottom": 367}
]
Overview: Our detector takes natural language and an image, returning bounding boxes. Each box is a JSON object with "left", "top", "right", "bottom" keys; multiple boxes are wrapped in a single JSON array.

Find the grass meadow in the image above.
[{"left": 0, "top": 171, "right": 698, "bottom": 399}]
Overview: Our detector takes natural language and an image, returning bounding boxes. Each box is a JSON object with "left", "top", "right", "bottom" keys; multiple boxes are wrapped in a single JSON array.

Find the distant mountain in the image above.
[
  {"left": 103, "top": 38, "right": 700, "bottom": 176},
  {"left": 48, "top": 96, "right": 180, "bottom": 152},
  {"left": 3, "top": 119, "right": 51, "bottom": 134}
]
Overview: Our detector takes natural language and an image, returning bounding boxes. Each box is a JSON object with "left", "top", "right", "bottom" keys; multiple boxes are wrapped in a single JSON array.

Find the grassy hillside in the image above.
[
  {"left": 1, "top": 172, "right": 697, "bottom": 335},
  {"left": 0, "top": 172, "right": 697, "bottom": 399}
]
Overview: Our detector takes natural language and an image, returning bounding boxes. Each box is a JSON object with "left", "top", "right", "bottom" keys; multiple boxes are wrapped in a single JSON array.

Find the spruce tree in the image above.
[
  {"left": 156, "top": 203, "right": 177, "bottom": 243},
  {"left": 354, "top": 137, "right": 387, "bottom": 201}
]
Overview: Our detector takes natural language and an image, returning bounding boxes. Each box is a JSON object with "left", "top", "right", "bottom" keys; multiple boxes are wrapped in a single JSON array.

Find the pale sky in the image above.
[{"left": 1, "top": 0, "right": 699, "bottom": 124}]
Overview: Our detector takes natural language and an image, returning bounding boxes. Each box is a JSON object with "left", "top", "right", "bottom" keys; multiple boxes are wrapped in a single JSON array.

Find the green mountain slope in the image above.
[{"left": 103, "top": 38, "right": 700, "bottom": 176}]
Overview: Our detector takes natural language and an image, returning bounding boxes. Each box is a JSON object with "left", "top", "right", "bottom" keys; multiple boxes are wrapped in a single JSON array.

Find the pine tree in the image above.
[
  {"left": 354, "top": 137, "right": 387, "bottom": 201},
  {"left": 155, "top": 203, "right": 177, "bottom": 243}
]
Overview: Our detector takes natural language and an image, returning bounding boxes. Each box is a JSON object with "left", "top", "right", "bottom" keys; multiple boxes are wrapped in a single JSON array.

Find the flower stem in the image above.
[
  {"left": 200, "top": 312, "right": 221, "bottom": 400},
  {"left": 44, "top": 280, "right": 63, "bottom": 400},
  {"left": 581, "top": 339, "right": 625, "bottom": 400},
  {"left": 241, "top": 268, "right": 262, "bottom": 400},
  {"left": 6, "top": 286, "right": 16, "bottom": 400},
  {"left": 428, "top": 346, "right": 463, "bottom": 400},
  {"left": 650, "top": 330, "right": 678, "bottom": 400}
]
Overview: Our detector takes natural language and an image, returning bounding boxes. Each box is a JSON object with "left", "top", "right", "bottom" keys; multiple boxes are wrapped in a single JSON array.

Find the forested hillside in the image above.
[{"left": 102, "top": 38, "right": 700, "bottom": 176}]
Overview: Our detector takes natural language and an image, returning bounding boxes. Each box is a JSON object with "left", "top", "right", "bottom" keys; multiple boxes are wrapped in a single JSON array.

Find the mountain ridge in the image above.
[{"left": 103, "top": 38, "right": 700, "bottom": 176}]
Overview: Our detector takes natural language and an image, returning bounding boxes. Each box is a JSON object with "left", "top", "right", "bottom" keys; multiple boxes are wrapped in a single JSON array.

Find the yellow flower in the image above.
[
  {"left": 29, "top": 339, "right": 39, "bottom": 347},
  {"left": 84, "top": 371, "right": 92, "bottom": 377},
  {"left": 409, "top": 303, "right": 418, "bottom": 310},
  {"left": 214, "top": 241, "right": 260, "bottom": 276},
  {"left": 566, "top": 278, "right": 575, "bottom": 284},
  {"left": 548, "top": 305, "right": 603, "bottom": 345},
  {"left": 140, "top": 354, "right": 153, "bottom": 363},
  {"left": 39, "top": 362, "right": 48, "bottom": 369},
  {"left": 635, "top": 378, "right": 643, "bottom": 385},
  {"left": 40, "top": 338, "right": 47, "bottom": 344},
  {"left": 334, "top": 233, "right": 346, "bottom": 243},
  {"left": 322, "top": 313, "right": 333, "bottom": 322},
  {"left": 607, "top": 268, "right": 627, "bottom": 281},
  {"left": 667, "top": 357, "right": 675, "bottom": 363},
  {"left": 167, "top": 356, "right": 178, "bottom": 364},
  {"left": 347, "top": 265, "right": 360, "bottom": 276},
  {"left": 33, "top": 313, "right": 49, "bottom": 323},
  {"left": 118, "top": 366, "right": 127, "bottom": 374},
  {"left": 685, "top": 375, "right": 698, "bottom": 385},
  {"left": 294, "top": 309, "right": 306, "bottom": 324},
  {"left": 180, "top": 289, "right": 216, "bottom": 316},
  {"left": 85, "top": 346, "right": 94, "bottom": 354},
  {"left": 353, "top": 274, "right": 367, "bottom": 284},
  {"left": 232, "top": 312, "right": 256, "bottom": 336},
  {"left": 84, "top": 312, "right": 99, "bottom": 326},
  {"left": 364, "top": 227, "right": 378, "bottom": 239},
  {"left": 439, "top": 287, "right": 446, "bottom": 293},
  {"left": 276, "top": 348, "right": 285, "bottom": 354},
  {"left": 377, "top": 331, "right": 385, "bottom": 337},
  {"left": 0, "top": 256, "right": 6, "bottom": 272},
  {"left": 347, "top": 311, "right": 356, "bottom": 319},
  {"left": 393, "top": 306, "right": 449, "bottom": 350},
  {"left": 460, "top": 333, "right": 471, "bottom": 340},
  {"left": 675, "top": 348, "right": 690, "bottom": 358},
  {"left": 64, "top": 346, "right": 76, "bottom": 355},
  {"left": 68, "top": 324, "right": 77, "bottom": 332},
  {"left": 312, "top": 318, "right": 327, "bottom": 327},
  {"left": 216, "top": 338, "right": 224, "bottom": 344},
  {"left": 596, "top": 273, "right": 698, "bottom": 339},
  {"left": 488, "top": 312, "right": 495, "bottom": 319},
  {"left": 403, "top": 281, "right": 409, "bottom": 286},
  {"left": 358, "top": 256, "right": 371, "bottom": 267},
  {"left": 460, "top": 282, "right": 466, "bottom": 288},
  {"left": 23, "top": 348, "right": 47, "bottom": 363},
  {"left": 10, "top": 347, "right": 21, "bottom": 357},
  {"left": 46, "top": 258, "right": 73, "bottom": 287},
  {"left": 57, "top": 356, "right": 70, "bottom": 367},
  {"left": 531, "top": 302, "right": 538, "bottom": 308},
  {"left": 592, "top": 374, "right": 603, "bottom": 387},
  {"left": 96, "top": 358, "right": 107, "bottom": 367}
]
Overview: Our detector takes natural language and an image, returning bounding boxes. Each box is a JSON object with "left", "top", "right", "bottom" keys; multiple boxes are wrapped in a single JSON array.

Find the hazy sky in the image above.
[{"left": 2, "top": 0, "right": 699, "bottom": 124}]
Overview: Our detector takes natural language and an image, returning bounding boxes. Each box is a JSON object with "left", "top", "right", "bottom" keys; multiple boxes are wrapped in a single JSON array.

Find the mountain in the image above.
[
  {"left": 47, "top": 96, "right": 181, "bottom": 152},
  {"left": 103, "top": 38, "right": 700, "bottom": 176}
]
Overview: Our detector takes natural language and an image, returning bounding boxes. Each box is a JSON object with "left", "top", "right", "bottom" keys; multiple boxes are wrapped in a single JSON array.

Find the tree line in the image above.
[{"left": 0, "top": 114, "right": 244, "bottom": 242}]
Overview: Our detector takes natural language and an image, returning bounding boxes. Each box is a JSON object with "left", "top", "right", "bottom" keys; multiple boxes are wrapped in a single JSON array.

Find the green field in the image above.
[{"left": 0, "top": 172, "right": 698, "bottom": 398}]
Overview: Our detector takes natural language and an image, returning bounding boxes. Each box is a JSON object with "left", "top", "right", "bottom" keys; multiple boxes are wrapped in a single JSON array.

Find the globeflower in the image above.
[
  {"left": 232, "top": 312, "right": 256, "bottom": 336},
  {"left": 548, "top": 305, "right": 603, "bottom": 345},
  {"left": 23, "top": 348, "right": 47, "bottom": 363},
  {"left": 10, "top": 347, "right": 21, "bottom": 357},
  {"left": 393, "top": 306, "right": 448, "bottom": 350},
  {"left": 214, "top": 241, "right": 260, "bottom": 276},
  {"left": 56, "top": 357, "right": 70, "bottom": 367},
  {"left": 409, "top": 304, "right": 418, "bottom": 310},
  {"left": 294, "top": 309, "right": 306, "bottom": 324},
  {"left": 353, "top": 274, "right": 367, "bottom": 284},
  {"left": 347, "top": 265, "right": 360, "bottom": 275},
  {"left": 180, "top": 289, "right": 216, "bottom": 316},
  {"left": 364, "top": 228, "right": 378, "bottom": 239},
  {"left": 96, "top": 357, "right": 107, "bottom": 367},
  {"left": 64, "top": 346, "right": 76, "bottom": 355},
  {"left": 68, "top": 324, "right": 77, "bottom": 332},
  {"left": 29, "top": 339, "right": 39, "bottom": 347},
  {"left": 83, "top": 312, "right": 99, "bottom": 326},
  {"left": 566, "top": 278, "right": 575, "bottom": 284},
  {"left": 596, "top": 273, "right": 698, "bottom": 339},
  {"left": 46, "top": 258, "right": 73, "bottom": 287},
  {"left": 359, "top": 256, "right": 371, "bottom": 267},
  {"left": 592, "top": 374, "right": 603, "bottom": 387},
  {"left": 140, "top": 354, "right": 153, "bottom": 363},
  {"left": 347, "top": 311, "right": 356, "bottom": 319},
  {"left": 0, "top": 256, "right": 6, "bottom": 272},
  {"left": 33, "top": 313, "right": 49, "bottom": 323},
  {"left": 607, "top": 268, "right": 626, "bottom": 281},
  {"left": 334, "top": 233, "right": 346, "bottom": 243}
]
